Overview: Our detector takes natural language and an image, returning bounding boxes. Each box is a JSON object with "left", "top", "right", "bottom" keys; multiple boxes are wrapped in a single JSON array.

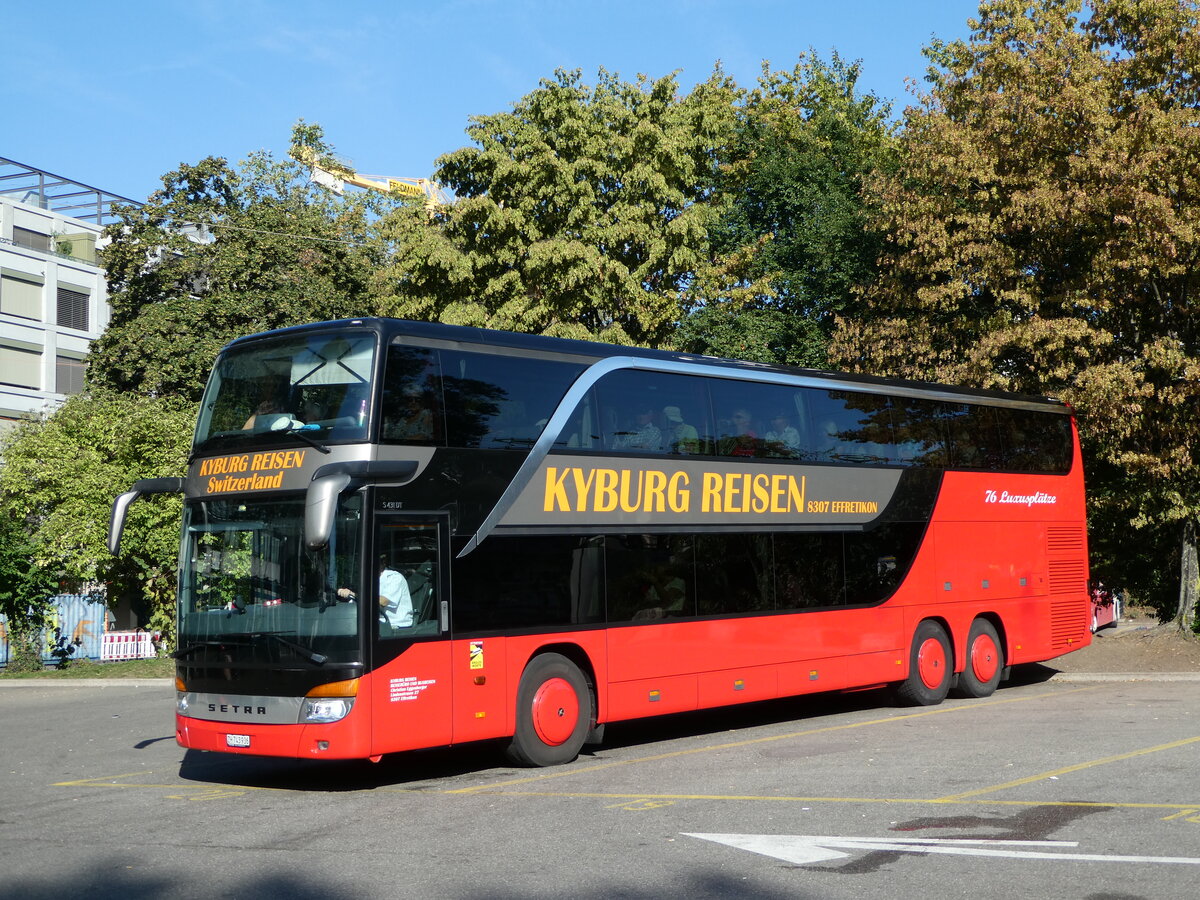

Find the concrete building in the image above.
[{"left": 0, "top": 157, "right": 138, "bottom": 436}]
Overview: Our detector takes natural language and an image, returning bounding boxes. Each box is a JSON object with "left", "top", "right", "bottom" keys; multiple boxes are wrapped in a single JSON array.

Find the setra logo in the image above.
[{"left": 208, "top": 703, "right": 268, "bottom": 715}]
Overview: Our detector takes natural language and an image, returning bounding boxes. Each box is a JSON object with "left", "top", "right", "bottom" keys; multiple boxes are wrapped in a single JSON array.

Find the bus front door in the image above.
[{"left": 369, "top": 514, "right": 453, "bottom": 754}]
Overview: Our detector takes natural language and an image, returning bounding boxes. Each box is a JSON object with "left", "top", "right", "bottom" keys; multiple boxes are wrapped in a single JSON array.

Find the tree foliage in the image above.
[
  {"left": 0, "top": 511, "right": 61, "bottom": 671},
  {"left": 685, "top": 54, "right": 897, "bottom": 364},
  {"left": 372, "top": 68, "right": 742, "bottom": 347},
  {"left": 830, "top": 0, "right": 1200, "bottom": 625},
  {"left": 0, "top": 394, "right": 195, "bottom": 641},
  {"left": 91, "top": 129, "right": 391, "bottom": 401}
]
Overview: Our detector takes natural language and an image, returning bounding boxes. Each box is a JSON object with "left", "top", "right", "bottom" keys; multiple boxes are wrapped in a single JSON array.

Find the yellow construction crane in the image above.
[{"left": 291, "top": 145, "right": 449, "bottom": 211}]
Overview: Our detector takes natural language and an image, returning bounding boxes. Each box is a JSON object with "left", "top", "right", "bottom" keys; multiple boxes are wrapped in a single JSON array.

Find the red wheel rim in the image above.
[
  {"left": 917, "top": 637, "right": 947, "bottom": 690},
  {"left": 531, "top": 677, "right": 580, "bottom": 746},
  {"left": 970, "top": 633, "right": 999, "bottom": 683}
]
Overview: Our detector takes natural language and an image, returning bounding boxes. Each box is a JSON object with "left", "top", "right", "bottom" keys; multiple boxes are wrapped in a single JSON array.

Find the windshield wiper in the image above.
[
  {"left": 252, "top": 631, "right": 328, "bottom": 666},
  {"left": 276, "top": 423, "right": 331, "bottom": 454},
  {"left": 173, "top": 638, "right": 251, "bottom": 659}
]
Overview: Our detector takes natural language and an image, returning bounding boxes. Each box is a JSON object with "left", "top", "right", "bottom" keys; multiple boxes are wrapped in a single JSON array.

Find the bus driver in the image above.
[{"left": 338, "top": 557, "right": 413, "bottom": 630}]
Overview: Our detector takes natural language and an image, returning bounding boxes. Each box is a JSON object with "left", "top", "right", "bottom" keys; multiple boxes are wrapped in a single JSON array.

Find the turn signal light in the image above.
[{"left": 306, "top": 678, "right": 360, "bottom": 698}]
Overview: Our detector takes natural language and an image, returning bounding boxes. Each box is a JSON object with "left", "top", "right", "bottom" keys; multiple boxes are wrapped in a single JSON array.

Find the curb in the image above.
[
  {"left": 1046, "top": 671, "right": 1200, "bottom": 683},
  {"left": 0, "top": 678, "right": 173, "bottom": 689}
]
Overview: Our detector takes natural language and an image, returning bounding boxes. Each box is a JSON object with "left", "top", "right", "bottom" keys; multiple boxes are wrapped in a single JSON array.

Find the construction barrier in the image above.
[{"left": 100, "top": 631, "right": 156, "bottom": 661}]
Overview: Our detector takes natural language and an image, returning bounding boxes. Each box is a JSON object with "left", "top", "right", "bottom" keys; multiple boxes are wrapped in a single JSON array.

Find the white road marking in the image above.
[{"left": 682, "top": 834, "right": 1200, "bottom": 866}]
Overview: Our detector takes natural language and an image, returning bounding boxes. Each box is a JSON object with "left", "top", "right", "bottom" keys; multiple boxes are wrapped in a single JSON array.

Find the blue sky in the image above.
[{"left": 4, "top": 1, "right": 976, "bottom": 204}]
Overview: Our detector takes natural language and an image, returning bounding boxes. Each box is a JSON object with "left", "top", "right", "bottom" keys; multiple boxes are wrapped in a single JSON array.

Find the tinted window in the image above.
[
  {"left": 452, "top": 536, "right": 603, "bottom": 632},
  {"left": 566, "top": 370, "right": 711, "bottom": 455},
  {"left": 995, "top": 407, "right": 1072, "bottom": 474},
  {"left": 605, "top": 534, "right": 694, "bottom": 621},
  {"left": 710, "top": 379, "right": 765, "bottom": 459},
  {"left": 696, "top": 533, "right": 774, "bottom": 614},
  {"left": 843, "top": 523, "right": 925, "bottom": 605},
  {"left": 382, "top": 342, "right": 585, "bottom": 449},
  {"left": 774, "top": 533, "right": 846, "bottom": 608},
  {"left": 381, "top": 345, "right": 444, "bottom": 444},
  {"left": 889, "top": 396, "right": 948, "bottom": 466},
  {"left": 442, "top": 350, "right": 584, "bottom": 450}
]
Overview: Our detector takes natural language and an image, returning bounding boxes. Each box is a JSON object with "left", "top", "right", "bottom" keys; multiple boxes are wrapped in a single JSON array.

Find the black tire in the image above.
[
  {"left": 953, "top": 618, "right": 1004, "bottom": 698},
  {"left": 893, "top": 620, "right": 953, "bottom": 707},
  {"left": 507, "top": 653, "right": 591, "bottom": 767}
]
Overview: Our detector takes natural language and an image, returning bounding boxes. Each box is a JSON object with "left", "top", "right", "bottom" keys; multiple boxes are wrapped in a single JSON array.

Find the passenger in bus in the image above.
[
  {"left": 242, "top": 378, "right": 290, "bottom": 431},
  {"left": 719, "top": 408, "right": 758, "bottom": 457},
  {"left": 613, "top": 405, "right": 663, "bottom": 451},
  {"left": 662, "top": 405, "right": 700, "bottom": 454},
  {"left": 387, "top": 382, "right": 435, "bottom": 441},
  {"left": 763, "top": 412, "right": 801, "bottom": 457},
  {"left": 337, "top": 556, "right": 413, "bottom": 631}
]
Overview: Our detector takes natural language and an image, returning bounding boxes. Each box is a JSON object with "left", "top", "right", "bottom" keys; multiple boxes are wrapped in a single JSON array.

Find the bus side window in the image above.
[
  {"left": 945, "top": 403, "right": 1003, "bottom": 470},
  {"left": 774, "top": 533, "right": 846, "bottom": 608},
  {"left": 381, "top": 345, "right": 443, "bottom": 444},
  {"left": 696, "top": 534, "right": 774, "bottom": 614},
  {"left": 890, "top": 396, "right": 947, "bottom": 466},
  {"left": 605, "top": 535, "right": 694, "bottom": 621}
]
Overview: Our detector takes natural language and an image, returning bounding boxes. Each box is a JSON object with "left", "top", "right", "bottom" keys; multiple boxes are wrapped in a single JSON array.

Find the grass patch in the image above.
[{"left": 0, "top": 656, "right": 174, "bottom": 680}]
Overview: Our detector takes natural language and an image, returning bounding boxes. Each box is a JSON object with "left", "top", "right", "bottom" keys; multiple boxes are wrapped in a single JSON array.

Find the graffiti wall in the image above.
[{"left": 0, "top": 595, "right": 116, "bottom": 668}]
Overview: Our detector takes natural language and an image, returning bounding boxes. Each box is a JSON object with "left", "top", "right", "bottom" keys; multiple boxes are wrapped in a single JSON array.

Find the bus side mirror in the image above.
[
  {"left": 305, "top": 470, "right": 353, "bottom": 551},
  {"left": 108, "top": 477, "right": 185, "bottom": 554},
  {"left": 304, "top": 460, "right": 419, "bottom": 550}
]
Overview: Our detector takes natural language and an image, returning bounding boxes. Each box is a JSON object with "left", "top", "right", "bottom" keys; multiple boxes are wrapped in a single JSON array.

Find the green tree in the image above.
[
  {"left": 830, "top": 0, "right": 1200, "bottom": 629},
  {"left": 90, "top": 125, "right": 391, "bottom": 401},
  {"left": 0, "top": 512, "right": 60, "bottom": 672},
  {"left": 0, "top": 394, "right": 194, "bottom": 643},
  {"left": 373, "top": 68, "right": 742, "bottom": 347},
  {"left": 683, "top": 54, "right": 898, "bottom": 365}
]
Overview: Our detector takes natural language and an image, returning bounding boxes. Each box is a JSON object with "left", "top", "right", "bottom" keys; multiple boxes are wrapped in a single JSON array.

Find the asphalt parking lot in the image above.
[{"left": 2, "top": 668, "right": 1199, "bottom": 899}]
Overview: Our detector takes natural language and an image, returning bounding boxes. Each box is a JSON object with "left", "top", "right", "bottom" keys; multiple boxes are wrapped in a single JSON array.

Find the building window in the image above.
[
  {"left": 12, "top": 227, "right": 52, "bottom": 253},
  {"left": 1, "top": 273, "right": 43, "bottom": 320},
  {"left": 57, "top": 286, "right": 89, "bottom": 331},
  {"left": 0, "top": 345, "right": 41, "bottom": 389},
  {"left": 56, "top": 356, "right": 85, "bottom": 395}
]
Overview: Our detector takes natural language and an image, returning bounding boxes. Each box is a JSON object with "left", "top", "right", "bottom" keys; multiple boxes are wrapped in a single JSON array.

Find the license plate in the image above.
[{"left": 226, "top": 733, "right": 251, "bottom": 748}]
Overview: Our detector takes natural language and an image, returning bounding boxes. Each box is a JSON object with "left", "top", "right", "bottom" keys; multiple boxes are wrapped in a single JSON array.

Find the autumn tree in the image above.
[
  {"left": 830, "top": 0, "right": 1200, "bottom": 628},
  {"left": 680, "top": 53, "right": 898, "bottom": 366},
  {"left": 372, "top": 68, "right": 742, "bottom": 347}
]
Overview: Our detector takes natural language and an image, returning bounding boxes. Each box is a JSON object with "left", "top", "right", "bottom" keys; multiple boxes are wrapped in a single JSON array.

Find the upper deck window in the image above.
[
  {"left": 381, "top": 341, "right": 586, "bottom": 450},
  {"left": 195, "top": 332, "right": 376, "bottom": 452}
]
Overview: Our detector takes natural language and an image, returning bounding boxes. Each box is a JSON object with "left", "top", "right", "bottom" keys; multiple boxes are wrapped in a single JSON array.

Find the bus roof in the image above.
[{"left": 221, "top": 317, "right": 1070, "bottom": 412}]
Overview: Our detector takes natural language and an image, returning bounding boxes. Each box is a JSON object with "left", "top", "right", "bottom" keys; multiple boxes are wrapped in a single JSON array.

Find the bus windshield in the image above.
[
  {"left": 194, "top": 331, "right": 376, "bottom": 453},
  {"left": 177, "top": 495, "right": 363, "bottom": 665}
]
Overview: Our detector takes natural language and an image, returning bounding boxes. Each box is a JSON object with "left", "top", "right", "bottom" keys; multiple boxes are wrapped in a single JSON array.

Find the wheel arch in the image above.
[
  {"left": 518, "top": 642, "right": 601, "bottom": 727},
  {"left": 913, "top": 614, "right": 955, "bottom": 675}
]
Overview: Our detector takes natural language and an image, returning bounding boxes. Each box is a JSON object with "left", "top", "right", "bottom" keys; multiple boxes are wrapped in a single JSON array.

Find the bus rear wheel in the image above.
[
  {"left": 954, "top": 618, "right": 1004, "bottom": 698},
  {"left": 507, "top": 653, "right": 591, "bottom": 767},
  {"left": 893, "top": 620, "right": 952, "bottom": 707}
]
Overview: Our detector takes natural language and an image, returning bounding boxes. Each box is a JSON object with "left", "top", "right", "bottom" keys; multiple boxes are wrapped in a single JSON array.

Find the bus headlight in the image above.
[
  {"left": 301, "top": 678, "right": 360, "bottom": 723},
  {"left": 301, "top": 697, "right": 355, "bottom": 723}
]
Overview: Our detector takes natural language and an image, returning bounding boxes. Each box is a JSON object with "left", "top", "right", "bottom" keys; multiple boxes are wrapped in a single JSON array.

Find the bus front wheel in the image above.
[
  {"left": 893, "top": 620, "right": 952, "bottom": 707},
  {"left": 507, "top": 653, "right": 591, "bottom": 767},
  {"left": 954, "top": 618, "right": 1004, "bottom": 698}
]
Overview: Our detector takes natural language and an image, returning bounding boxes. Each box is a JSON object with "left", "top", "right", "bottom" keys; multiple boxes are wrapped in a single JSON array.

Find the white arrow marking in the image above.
[{"left": 682, "top": 834, "right": 1200, "bottom": 866}]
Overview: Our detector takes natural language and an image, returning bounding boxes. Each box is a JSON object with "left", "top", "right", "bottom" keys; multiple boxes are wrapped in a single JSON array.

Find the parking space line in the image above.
[
  {"left": 935, "top": 735, "right": 1200, "bottom": 802},
  {"left": 53, "top": 771, "right": 154, "bottom": 787},
  {"left": 448, "top": 686, "right": 1100, "bottom": 794}
]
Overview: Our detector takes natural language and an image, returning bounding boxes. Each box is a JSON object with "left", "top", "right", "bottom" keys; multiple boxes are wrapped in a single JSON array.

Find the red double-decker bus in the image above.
[{"left": 110, "top": 318, "right": 1091, "bottom": 766}]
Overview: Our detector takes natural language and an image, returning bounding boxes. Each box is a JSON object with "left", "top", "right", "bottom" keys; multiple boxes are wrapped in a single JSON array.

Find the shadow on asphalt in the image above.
[{"left": 177, "top": 679, "right": 1051, "bottom": 792}]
